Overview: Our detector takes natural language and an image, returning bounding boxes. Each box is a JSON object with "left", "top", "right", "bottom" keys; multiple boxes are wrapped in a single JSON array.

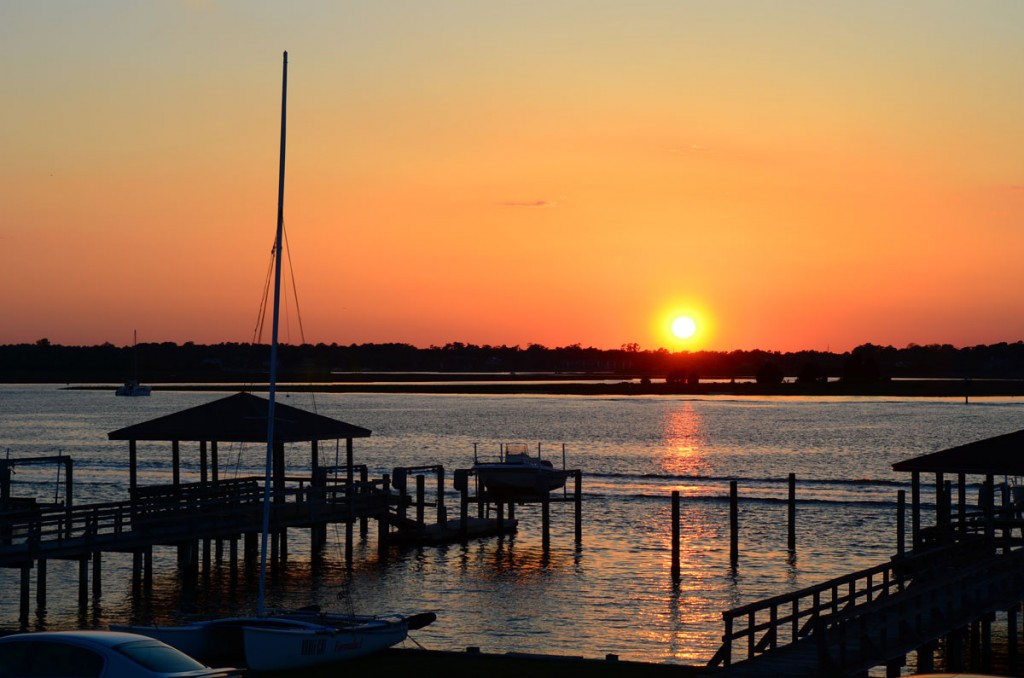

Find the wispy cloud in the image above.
[{"left": 500, "top": 200, "right": 556, "bottom": 209}]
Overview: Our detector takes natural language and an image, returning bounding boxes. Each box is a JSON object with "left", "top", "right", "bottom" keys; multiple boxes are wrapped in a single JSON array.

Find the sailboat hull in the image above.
[
  {"left": 242, "top": 619, "right": 408, "bottom": 671},
  {"left": 112, "top": 614, "right": 416, "bottom": 671}
]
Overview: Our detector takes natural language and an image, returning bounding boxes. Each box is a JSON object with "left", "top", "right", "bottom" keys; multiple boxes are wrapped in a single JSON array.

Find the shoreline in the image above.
[{"left": 47, "top": 377, "right": 1024, "bottom": 397}]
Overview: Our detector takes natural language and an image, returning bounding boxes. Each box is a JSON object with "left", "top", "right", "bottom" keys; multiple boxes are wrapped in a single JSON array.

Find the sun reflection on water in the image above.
[{"left": 658, "top": 403, "right": 712, "bottom": 479}]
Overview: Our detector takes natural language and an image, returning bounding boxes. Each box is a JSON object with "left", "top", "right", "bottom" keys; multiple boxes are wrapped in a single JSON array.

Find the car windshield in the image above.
[{"left": 115, "top": 639, "right": 207, "bottom": 672}]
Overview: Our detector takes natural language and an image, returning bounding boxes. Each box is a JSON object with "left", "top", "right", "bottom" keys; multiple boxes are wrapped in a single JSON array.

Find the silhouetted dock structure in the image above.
[
  {"left": 388, "top": 462, "right": 582, "bottom": 547},
  {"left": 1, "top": 393, "right": 581, "bottom": 627},
  {"left": 707, "top": 429, "right": 1024, "bottom": 676}
]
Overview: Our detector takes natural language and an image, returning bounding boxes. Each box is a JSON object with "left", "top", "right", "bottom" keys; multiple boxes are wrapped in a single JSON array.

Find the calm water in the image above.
[{"left": 1, "top": 385, "right": 1022, "bottom": 665}]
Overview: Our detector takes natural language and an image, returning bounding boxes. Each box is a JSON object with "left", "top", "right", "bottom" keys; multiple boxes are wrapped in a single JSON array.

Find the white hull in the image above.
[
  {"left": 242, "top": 618, "right": 407, "bottom": 671},
  {"left": 113, "top": 612, "right": 419, "bottom": 671},
  {"left": 475, "top": 465, "right": 569, "bottom": 497}
]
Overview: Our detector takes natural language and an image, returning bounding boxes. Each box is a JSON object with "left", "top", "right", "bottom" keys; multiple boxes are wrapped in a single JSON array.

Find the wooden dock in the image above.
[
  {"left": 0, "top": 469, "right": 398, "bottom": 623},
  {"left": 2, "top": 456, "right": 584, "bottom": 628},
  {"left": 707, "top": 539, "right": 1024, "bottom": 676},
  {"left": 706, "top": 429, "right": 1024, "bottom": 677}
]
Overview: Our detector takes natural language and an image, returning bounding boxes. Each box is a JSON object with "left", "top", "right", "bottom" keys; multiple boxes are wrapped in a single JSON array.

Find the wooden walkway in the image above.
[
  {"left": 0, "top": 475, "right": 387, "bottom": 569},
  {"left": 708, "top": 539, "right": 1024, "bottom": 676}
]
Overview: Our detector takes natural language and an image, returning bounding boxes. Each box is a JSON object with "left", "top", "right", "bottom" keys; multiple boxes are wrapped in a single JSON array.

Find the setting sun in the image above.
[{"left": 671, "top": 315, "right": 698, "bottom": 340}]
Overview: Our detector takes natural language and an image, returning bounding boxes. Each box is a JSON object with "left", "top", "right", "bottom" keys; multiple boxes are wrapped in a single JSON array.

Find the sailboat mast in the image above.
[{"left": 258, "top": 49, "right": 288, "bottom": 617}]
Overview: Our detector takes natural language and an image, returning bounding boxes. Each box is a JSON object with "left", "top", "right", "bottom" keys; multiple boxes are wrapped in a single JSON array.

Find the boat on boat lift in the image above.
[{"left": 472, "top": 442, "right": 570, "bottom": 500}]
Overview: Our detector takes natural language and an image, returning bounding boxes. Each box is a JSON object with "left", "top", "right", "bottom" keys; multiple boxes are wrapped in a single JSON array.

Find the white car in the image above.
[{"left": 0, "top": 630, "right": 242, "bottom": 678}]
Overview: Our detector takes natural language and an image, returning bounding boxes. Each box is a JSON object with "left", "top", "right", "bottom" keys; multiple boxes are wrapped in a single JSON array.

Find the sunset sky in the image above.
[{"left": 2, "top": 2, "right": 1023, "bottom": 352}]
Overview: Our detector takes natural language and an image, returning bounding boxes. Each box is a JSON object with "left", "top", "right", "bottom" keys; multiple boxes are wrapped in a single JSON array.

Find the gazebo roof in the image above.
[
  {"left": 892, "top": 429, "right": 1024, "bottom": 476},
  {"left": 108, "top": 392, "right": 371, "bottom": 443}
]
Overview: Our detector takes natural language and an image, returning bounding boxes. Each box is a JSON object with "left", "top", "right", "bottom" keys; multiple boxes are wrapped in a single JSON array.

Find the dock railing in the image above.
[
  {"left": 818, "top": 544, "right": 1024, "bottom": 675},
  {"left": 0, "top": 472, "right": 386, "bottom": 566},
  {"left": 707, "top": 539, "right": 991, "bottom": 669}
]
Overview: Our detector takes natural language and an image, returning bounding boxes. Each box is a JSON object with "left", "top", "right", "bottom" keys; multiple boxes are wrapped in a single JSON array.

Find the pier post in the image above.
[
  {"left": 671, "top": 490, "right": 681, "bottom": 582},
  {"left": 911, "top": 472, "right": 921, "bottom": 548},
  {"left": 897, "top": 490, "right": 906, "bottom": 557},
  {"left": 359, "top": 466, "right": 369, "bottom": 538},
  {"left": 172, "top": 441, "right": 180, "bottom": 487},
  {"left": 144, "top": 547, "right": 153, "bottom": 590},
  {"left": 436, "top": 466, "right": 446, "bottom": 524},
  {"left": 230, "top": 538, "right": 239, "bottom": 579},
  {"left": 36, "top": 559, "right": 46, "bottom": 611},
  {"left": 984, "top": 475, "right": 995, "bottom": 542},
  {"left": 416, "top": 474, "right": 425, "bottom": 525},
  {"left": 730, "top": 480, "right": 739, "bottom": 565},
  {"left": 969, "top": 621, "right": 981, "bottom": 671},
  {"left": 460, "top": 478, "right": 469, "bottom": 541},
  {"left": 78, "top": 558, "right": 89, "bottom": 613},
  {"left": 787, "top": 473, "right": 796, "bottom": 552},
  {"left": 574, "top": 471, "right": 582, "bottom": 544},
  {"left": 92, "top": 551, "right": 102, "bottom": 600},
  {"left": 958, "top": 472, "right": 967, "bottom": 535},
  {"left": 397, "top": 473, "right": 408, "bottom": 520},
  {"left": 981, "top": 613, "right": 993, "bottom": 673},
  {"left": 132, "top": 551, "right": 142, "bottom": 590},
  {"left": 129, "top": 440, "right": 137, "bottom": 491},
  {"left": 542, "top": 494, "right": 551, "bottom": 551},
  {"left": 934, "top": 472, "right": 947, "bottom": 542},
  {"left": 244, "top": 532, "right": 258, "bottom": 565},
  {"left": 946, "top": 627, "right": 966, "bottom": 672},
  {"left": 916, "top": 641, "right": 935, "bottom": 673},
  {"left": 377, "top": 474, "right": 390, "bottom": 562},
  {"left": 345, "top": 522, "right": 354, "bottom": 568},
  {"left": 20, "top": 564, "right": 30, "bottom": 629},
  {"left": 1009, "top": 605, "right": 1019, "bottom": 673},
  {"left": 200, "top": 441, "right": 208, "bottom": 484}
]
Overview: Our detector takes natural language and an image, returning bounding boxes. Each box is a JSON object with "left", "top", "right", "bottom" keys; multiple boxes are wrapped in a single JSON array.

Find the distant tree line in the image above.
[{"left": 4, "top": 339, "right": 1024, "bottom": 384}]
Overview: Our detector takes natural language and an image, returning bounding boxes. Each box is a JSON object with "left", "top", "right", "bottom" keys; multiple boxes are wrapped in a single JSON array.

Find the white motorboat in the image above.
[{"left": 473, "top": 442, "right": 570, "bottom": 499}]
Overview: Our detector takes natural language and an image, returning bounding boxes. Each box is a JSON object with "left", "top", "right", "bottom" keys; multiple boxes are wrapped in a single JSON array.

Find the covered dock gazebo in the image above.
[
  {"left": 108, "top": 391, "right": 372, "bottom": 497},
  {"left": 892, "top": 429, "right": 1024, "bottom": 549}
]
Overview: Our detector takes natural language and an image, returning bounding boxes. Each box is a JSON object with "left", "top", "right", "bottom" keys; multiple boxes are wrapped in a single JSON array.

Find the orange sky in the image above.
[{"left": 2, "top": 2, "right": 1023, "bottom": 352}]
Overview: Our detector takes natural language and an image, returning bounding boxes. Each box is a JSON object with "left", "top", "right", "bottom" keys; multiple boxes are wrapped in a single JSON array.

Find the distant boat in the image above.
[
  {"left": 473, "top": 442, "right": 569, "bottom": 499},
  {"left": 115, "top": 330, "right": 150, "bottom": 396},
  {"left": 115, "top": 380, "right": 151, "bottom": 397}
]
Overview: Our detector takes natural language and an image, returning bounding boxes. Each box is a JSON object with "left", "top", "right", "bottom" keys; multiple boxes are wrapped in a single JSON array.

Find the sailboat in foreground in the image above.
[{"left": 112, "top": 51, "right": 434, "bottom": 671}]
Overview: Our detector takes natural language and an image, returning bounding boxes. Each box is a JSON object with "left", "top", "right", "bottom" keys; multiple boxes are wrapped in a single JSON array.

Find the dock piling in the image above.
[
  {"left": 671, "top": 490, "right": 680, "bottom": 582},
  {"left": 574, "top": 471, "right": 582, "bottom": 543},
  {"left": 36, "top": 559, "right": 46, "bottom": 611},
  {"left": 19, "top": 564, "right": 30, "bottom": 629},
  {"left": 787, "top": 473, "right": 796, "bottom": 552},
  {"left": 729, "top": 480, "right": 738, "bottom": 565},
  {"left": 542, "top": 495, "right": 551, "bottom": 551},
  {"left": 416, "top": 474, "right": 425, "bottom": 525},
  {"left": 897, "top": 490, "right": 906, "bottom": 556}
]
